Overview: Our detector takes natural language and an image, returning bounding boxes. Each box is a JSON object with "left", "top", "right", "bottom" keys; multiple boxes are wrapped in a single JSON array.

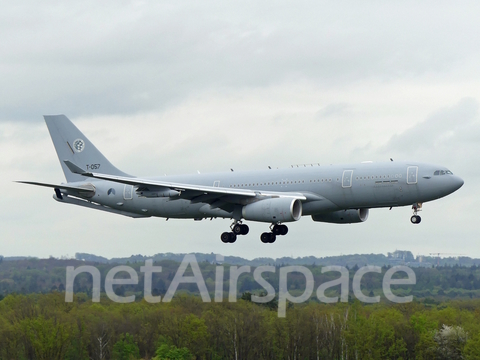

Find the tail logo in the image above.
[{"left": 73, "top": 139, "right": 85, "bottom": 153}]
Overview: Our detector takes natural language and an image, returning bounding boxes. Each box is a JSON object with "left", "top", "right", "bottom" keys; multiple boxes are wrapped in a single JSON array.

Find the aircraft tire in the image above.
[
  {"left": 229, "top": 232, "right": 237, "bottom": 243},
  {"left": 269, "top": 233, "right": 276, "bottom": 243},
  {"left": 221, "top": 232, "right": 231, "bottom": 243},
  {"left": 240, "top": 224, "right": 249, "bottom": 235},
  {"left": 233, "top": 224, "right": 243, "bottom": 235},
  {"left": 410, "top": 215, "right": 421, "bottom": 224},
  {"left": 261, "top": 232, "right": 271, "bottom": 243},
  {"left": 273, "top": 225, "right": 282, "bottom": 236},
  {"left": 273, "top": 224, "right": 288, "bottom": 236}
]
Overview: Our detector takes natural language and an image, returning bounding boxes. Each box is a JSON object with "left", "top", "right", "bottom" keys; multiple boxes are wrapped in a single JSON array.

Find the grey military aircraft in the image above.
[{"left": 18, "top": 115, "right": 464, "bottom": 244}]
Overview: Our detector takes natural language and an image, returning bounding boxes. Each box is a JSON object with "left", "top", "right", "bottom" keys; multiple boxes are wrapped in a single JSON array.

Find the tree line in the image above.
[
  {"left": 1, "top": 292, "right": 480, "bottom": 359},
  {"left": 2, "top": 258, "right": 480, "bottom": 302}
]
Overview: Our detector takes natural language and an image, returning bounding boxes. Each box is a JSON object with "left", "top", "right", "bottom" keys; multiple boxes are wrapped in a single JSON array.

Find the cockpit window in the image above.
[{"left": 434, "top": 170, "right": 453, "bottom": 175}]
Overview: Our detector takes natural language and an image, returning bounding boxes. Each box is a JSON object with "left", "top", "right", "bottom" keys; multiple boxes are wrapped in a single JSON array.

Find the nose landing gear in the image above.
[{"left": 411, "top": 203, "right": 422, "bottom": 224}]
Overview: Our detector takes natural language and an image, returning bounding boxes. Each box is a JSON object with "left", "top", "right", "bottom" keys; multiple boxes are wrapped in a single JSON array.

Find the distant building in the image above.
[{"left": 387, "top": 250, "right": 415, "bottom": 264}]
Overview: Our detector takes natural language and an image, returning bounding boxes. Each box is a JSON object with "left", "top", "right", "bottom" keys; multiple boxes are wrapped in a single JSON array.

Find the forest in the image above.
[
  {"left": 1, "top": 256, "right": 480, "bottom": 358},
  {"left": 1, "top": 292, "right": 480, "bottom": 359}
]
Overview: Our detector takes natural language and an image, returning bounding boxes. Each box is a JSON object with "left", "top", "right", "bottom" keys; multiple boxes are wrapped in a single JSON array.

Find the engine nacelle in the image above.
[
  {"left": 312, "top": 209, "right": 369, "bottom": 224},
  {"left": 242, "top": 198, "right": 302, "bottom": 223}
]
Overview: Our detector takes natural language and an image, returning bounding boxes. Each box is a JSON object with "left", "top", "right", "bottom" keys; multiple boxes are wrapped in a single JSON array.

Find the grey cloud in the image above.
[
  {"left": 316, "top": 103, "right": 351, "bottom": 119},
  {"left": 2, "top": 1, "right": 480, "bottom": 122},
  {"left": 382, "top": 98, "right": 479, "bottom": 154}
]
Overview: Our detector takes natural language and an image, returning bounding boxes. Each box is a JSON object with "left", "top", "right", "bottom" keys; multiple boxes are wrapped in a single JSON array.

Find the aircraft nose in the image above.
[{"left": 451, "top": 176, "right": 464, "bottom": 192}]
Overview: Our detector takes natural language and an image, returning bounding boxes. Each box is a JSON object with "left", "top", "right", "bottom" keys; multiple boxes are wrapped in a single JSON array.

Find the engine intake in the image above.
[
  {"left": 312, "top": 209, "right": 369, "bottom": 224},
  {"left": 242, "top": 198, "right": 302, "bottom": 223}
]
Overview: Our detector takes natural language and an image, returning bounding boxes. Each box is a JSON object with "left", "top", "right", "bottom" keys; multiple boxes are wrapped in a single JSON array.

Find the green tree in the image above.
[
  {"left": 154, "top": 336, "right": 193, "bottom": 360},
  {"left": 464, "top": 333, "right": 480, "bottom": 360},
  {"left": 112, "top": 333, "right": 140, "bottom": 360}
]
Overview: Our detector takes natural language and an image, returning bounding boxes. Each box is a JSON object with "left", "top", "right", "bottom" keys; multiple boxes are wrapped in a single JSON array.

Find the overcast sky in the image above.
[{"left": 2, "top": 1, "right": 479, "bottom": 260}]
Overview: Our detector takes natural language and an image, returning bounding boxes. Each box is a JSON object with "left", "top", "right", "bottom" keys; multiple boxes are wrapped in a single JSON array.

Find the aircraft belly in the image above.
[{"left": 302, "top": 199, "right": 339, "bottom": 215}]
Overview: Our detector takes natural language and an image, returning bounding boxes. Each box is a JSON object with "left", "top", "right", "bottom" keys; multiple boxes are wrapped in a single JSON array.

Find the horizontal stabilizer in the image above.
[{"left": 16, "top": 181, "right": 95, "bottom": 196}]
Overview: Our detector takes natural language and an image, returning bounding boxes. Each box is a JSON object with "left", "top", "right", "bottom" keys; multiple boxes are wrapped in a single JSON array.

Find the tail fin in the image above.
[{"left": 44, "top": 115, "right": 130, "bottom": 182}]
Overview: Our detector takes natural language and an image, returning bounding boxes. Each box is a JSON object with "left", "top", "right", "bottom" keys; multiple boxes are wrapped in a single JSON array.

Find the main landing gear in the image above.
[
  {"left": 260, "top": 224, "right": 289, "bottom": 244},
  {"left": 220, "top": 221, "right": 249, "bottom": 243},
  {"left": 410, "top": 202, "right": 422, "bottom": 224},
  {"left": 220, "top": 222, "right": 289, "bottom": 244}
]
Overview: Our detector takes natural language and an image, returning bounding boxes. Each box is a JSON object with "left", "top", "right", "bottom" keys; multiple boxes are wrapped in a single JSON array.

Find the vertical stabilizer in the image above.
[{"left": 44, "top": 115, "right": 130, "bottom": 182}]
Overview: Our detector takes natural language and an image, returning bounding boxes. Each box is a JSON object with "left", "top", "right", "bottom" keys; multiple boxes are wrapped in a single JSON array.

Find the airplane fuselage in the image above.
[{"left": 62, "top": 161, "right": 463, "bottom": 221}]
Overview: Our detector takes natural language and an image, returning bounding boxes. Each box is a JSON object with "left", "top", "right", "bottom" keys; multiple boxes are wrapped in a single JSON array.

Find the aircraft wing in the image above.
[{"left": 63, "top": 160, "right": 307, "bottom": 202}]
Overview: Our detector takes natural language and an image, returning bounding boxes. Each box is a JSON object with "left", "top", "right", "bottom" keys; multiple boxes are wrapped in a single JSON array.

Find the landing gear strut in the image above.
[
  {"left": 220, "top": 221, "right": 250, "bottom": 243},
  {"left": 260, "top": 223, "right": 289, "bottom": 243},
  {"left": 411, "top": 203, "right": 422, "bottom": 224}
]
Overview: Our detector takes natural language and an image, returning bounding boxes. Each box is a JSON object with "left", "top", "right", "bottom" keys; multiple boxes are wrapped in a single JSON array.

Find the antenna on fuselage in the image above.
[{"left": 390, "top": 158, "right": 394, "bottom": 161}]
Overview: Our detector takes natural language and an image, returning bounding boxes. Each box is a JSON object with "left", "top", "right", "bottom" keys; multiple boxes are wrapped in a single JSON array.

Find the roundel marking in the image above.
[{"left": 73, "top": 139, "right": 85, "bottom": 153}]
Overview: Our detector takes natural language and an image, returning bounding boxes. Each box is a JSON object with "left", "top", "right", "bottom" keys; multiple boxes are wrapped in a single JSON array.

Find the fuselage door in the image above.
[
  {"left": 124, "top": 185, "right": 133, "bottom": 200},
  {"left": 342, "top": 170, "right": 353, "bottom": 188},
  {"left": 407, "top": 166, "right": 418, "bottom": 185}
]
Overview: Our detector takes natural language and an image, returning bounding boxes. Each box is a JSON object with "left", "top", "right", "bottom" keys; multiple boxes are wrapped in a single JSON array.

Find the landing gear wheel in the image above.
[
  {"left": 268, "top": 233, "right": 276, "bottom": 243},
  {"left": 273, "top": 225, "right": 281, "bottom": 236},
  {"left": 233, "top": 224, "right": 243, "bottom": 235},
  {"left": 260, "top": 232, "right": 276, "bottom": 243},
  {"left": 221, "top": 232, "right": 230, "bottom": 243},
  {"left": 261, "top": 232, "right": 270, "bottom": 243},
  {"left": 410, "top": 215, "right": 421, "bottom": 224},
  {"left": 221, "top": 232, "right": 237, "bottom": 243},
  {"left": 273, "top": 224, "right": 288, "bottom": 236},
  {"left": 232, "top": 223, "right": 249, "bottom": 235}
]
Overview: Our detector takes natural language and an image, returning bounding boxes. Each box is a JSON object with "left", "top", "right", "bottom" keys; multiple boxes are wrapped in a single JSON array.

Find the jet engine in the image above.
[
  {"left": 312, "top": 209, "right": 369, "bottom": 224},
  {"left": 242, "top": 198, "right": 302, "bottom": 223}
]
